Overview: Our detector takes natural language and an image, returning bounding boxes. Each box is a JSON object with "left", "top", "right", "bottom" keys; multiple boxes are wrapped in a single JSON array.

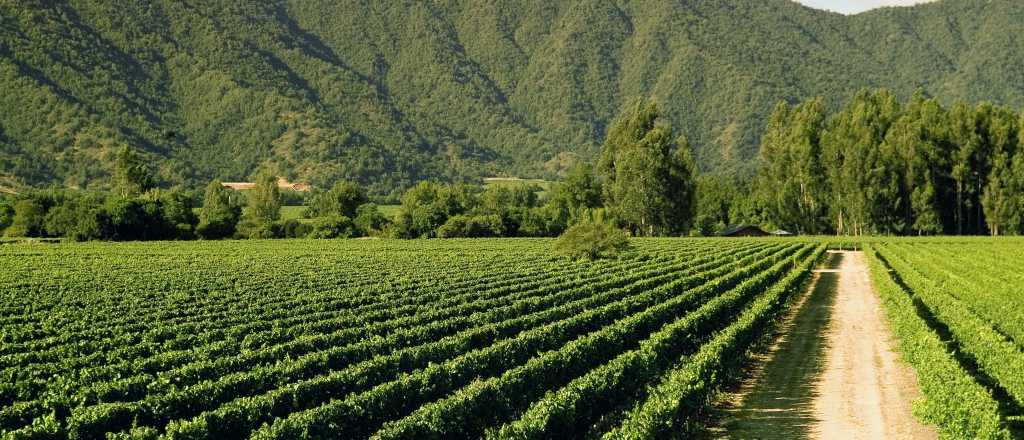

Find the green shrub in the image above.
[
  {"left": 354, "top": 203, "right": 390, "bottom": 236},
  {"left": 308, "top": 215, "right": 355, "bottom": 239},
  {"left": 279, "top": 219, "right": 313, "bottom": 238},
  {"left": 552, "top": 211, "right": 631, "bottom": 260},
  {"left": 0, "top": 198, "right": 13, "bottom": 233},
  {"left": 437, "top": 214, "right": 504, "bottom": 238},
  {"left": 4, "top": 199, "right": 46, "bottom": 237}
]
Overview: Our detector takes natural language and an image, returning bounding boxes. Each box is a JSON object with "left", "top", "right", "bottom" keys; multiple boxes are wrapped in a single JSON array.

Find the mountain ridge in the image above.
[{"left": 1, "top": 0, "right": 1022, "bottom": 199}]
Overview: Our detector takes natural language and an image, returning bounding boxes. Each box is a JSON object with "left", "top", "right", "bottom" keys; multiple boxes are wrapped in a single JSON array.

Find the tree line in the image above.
[
  {"left": 696, "top": 89, "right": 1024, "bottom": 236},
  {"left": 0, "top": 99, "right": 697, "bottom": 241},
  {"left": 5, "top": 89, "right": 1023, "bottom": 241}
]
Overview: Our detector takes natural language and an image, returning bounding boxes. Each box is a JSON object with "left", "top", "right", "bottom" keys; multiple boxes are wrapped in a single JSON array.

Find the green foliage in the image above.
[
  {"left": 0, "top": 238, "right": 824, "bottom": 438},
  {"left": 392, "top": 182, "right": 474, "bottom": 238},
  {"left": 436, "top": 214, "right": 505, "bottom": 238},
  {"left": 304, "top": 181, "right": 367, "bottom": 219},
  {"left": 237, "top": 172, "right": 281, "bottom": 238},
  {"left": 154, "top": 189, "right": 198, "bottom": 239},
  {"left": 308, "top": 215, "right": 355, "bottom": 239},
  {"left": 6, "top": 1, "right": 1024, "bottom": 197},
  {"left": 865, "top": 245, "right": 1009, "bottom": 439},
  {"left": 197, "top": 180, "right": 241, "bottom": 240},
  {"left": 353, "top": 203, "right": 390, "bottom": 236},
  {"left": 0, "top": 197, "right": 15, "bottom": 233},
  {"left": 552, "top": 210, "right": 631, "bottom": 261},
  {"left": 101, "top": 197, "right": 179, "bottom": 241},
  {"left": 755, "top": 88, "right": 1024, "bottom": 236},
  {"left": 599, "top": 100, "right": 697, "bottom": 236},
  {"left": 5, "top": 199, "right": 46, "bottom": 237},
  {"left": 694, "top": 175, "right": 746, "bottom": 236},
  {"left": 755, "top": 99, "right": 829, "bottom": 234},
  {"left": 113, "top": 146, "right": 155, "bottom": 198},
  {"left": 277, "top": 219, "right": 313, "bottom": 239},
  {"left": 43, "top": 197, "right": 102, "bottom": 241},
  {"left": 546, "top": 163, "right": 603, "bottom": 230},
  {"left": 603, "top": 246, "right": 821, "bottom": 439}
]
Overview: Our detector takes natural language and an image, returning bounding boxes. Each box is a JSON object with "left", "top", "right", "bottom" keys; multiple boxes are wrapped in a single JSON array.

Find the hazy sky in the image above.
[{"left": 794, "top": 0, "right": 936, "bottom": 14}]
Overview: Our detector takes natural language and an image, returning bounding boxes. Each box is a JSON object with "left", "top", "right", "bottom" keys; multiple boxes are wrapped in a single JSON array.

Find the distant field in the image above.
[
  {"left": 280, "top": 205, "right": 306, "bottom": 221},
  {"left": 483, "top": 177, "right": 553, "bottom": 199},
  {"left": 482, "top": 177, "right": 552, "bottom": 187},
  {"left": 0, "top": 238, "right": 821, "bottom": 438}
]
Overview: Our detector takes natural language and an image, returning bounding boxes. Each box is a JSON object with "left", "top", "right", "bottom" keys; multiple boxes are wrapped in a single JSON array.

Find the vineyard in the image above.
[
  {"left": 868, "top": 239, "right": 1024, "bottom": 439},
  {"left": 0, "top": 239, "right": 823, "bottom": 439}
]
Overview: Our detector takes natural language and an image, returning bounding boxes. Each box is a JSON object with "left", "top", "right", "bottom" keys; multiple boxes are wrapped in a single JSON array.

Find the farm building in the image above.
[{"left": 718, "top": 224, "right": 770, "bottom": 237}]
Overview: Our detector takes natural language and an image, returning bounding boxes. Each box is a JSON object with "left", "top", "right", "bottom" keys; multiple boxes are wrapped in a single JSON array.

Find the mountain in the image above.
[{"left": 2, "top": 0, "right": 1023, "bottom": 199}]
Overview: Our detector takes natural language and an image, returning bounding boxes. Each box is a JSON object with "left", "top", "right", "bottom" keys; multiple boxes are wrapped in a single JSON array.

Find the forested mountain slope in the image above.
[{"left": 1, "top": 0, "right": 1023, "bottom": 198}]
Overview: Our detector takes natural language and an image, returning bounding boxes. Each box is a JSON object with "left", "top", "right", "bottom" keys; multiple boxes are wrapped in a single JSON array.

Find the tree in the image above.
[
  {"left": 392, "top": 182, "right": 473, "bottom": 238},
  {"left": 437, "top": 214, "right": 505, "bottom": 238},
  {"left": 887, "top": 92, "right": 948, "bottom": 235},
  {"left": 156, "top": 189, "right": 199, "bottom": 239},
  {"left": 910, "top": 170, "right": 943, "bottom": 235},
  {"left": 99, "top": 197, "right": 177, "bottom": 241},
  {"left": 237, "top": 172, "right": 282, "bottom": 238},
  {"left": 598, "top": 99, "right": 698, "bottom": 236},
  {"left": 113, "top": 146, "right": 154, "bottom": 198},
  {"left": 305, "top": 181, "right": 367, "bottom": 218},
  {"left": 664, "top": 135, "right": 698, "bottom": 234},
  {"left": 43, "top": 199, "right": 102, "bottom": 241},
  {"left": 1009, "top": 150, "right": 1024, "bottom": 234},
  {"left": 948, "top": 102, "right": 984, "bottom": 235},
  {"left": 821, "top": 89, "right": 901, "bottom": 235},
  {"left": 755, "top": 99, "right": 829, "bottom": 234},
  {"left": 279, "top": 219, "right": 313, "bottom": 238},
  {"left": 4, "top": 199, "right": 46, "bottom": 237},
  {"left": 0, "top": 198, "right": 13, "bottom": 234},
  {"left": 545, "top": 163, "right": 602, "bottom": 228},
  {"left": 694, "top": 175, "right": 740, "bottom": 236},
  {"left": 980, "top": 107, "right": 1020, "bottom": 235},
  {"left": 477, "top": 185, "right": 538, "bottom": 236},
  {"left": 197, "top": 180, "right": 241, "bottom": 239},
  {"left": 353, "top": 203, "right": 390, "bottom": 236},
  {"left": 308, "top": 215, "right": 355, "bottom": 239}
]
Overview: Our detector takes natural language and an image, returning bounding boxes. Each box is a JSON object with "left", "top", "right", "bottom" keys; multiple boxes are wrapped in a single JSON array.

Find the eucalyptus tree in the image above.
[{"left": 598, "top": 99, "right": 697, "bottom": 236}]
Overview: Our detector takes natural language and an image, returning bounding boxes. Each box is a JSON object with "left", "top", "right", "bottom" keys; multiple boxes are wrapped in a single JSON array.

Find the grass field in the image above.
[
  {"left": 279, "top": 205, "right": 306, "bottom": 221},
  {"left": 483, "top": 177, "right": 553, "bottom": 199},
  {"left": 3, "top": 237, "right": 1023, "bottom": 439}
]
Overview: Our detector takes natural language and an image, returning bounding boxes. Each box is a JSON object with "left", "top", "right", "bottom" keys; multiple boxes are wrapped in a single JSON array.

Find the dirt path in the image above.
[
  {"left": 716, "top": 251, "right": 936, "bottom": 439},
  {"left": 811, "top": 251, "right": 935, "bottom": 439}
]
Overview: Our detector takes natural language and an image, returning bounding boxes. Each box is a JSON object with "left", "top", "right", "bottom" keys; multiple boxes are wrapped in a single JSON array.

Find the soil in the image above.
[{"left": 712, "top": 251, "right": 937, "bottom": 439}]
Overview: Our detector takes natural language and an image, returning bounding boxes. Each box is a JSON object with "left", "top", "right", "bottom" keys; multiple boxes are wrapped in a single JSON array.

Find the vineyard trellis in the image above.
[{"left": 0, "top": 238, "right": 822, "bottom": 439}]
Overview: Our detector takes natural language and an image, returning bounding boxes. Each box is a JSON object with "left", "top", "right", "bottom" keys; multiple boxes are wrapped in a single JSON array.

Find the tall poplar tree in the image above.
[
  {"left": 755, "top": 99, "right": 828, "bottom": 234},
  {"left": 981, "top": 107, "right": 1020, "bottom": 235},
  {"left": 821, "top": 89, "right": 900, "bottom": 235},
  {"left": 881, "top": 92, "right": 946, "bottom": 235},
  {"left": 948, "top": 102, "right": 984, "bottom": 235}
]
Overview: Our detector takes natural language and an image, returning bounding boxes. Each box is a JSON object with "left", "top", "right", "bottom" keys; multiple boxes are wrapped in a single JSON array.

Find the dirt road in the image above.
[
  {"left": 718, "top": 251, "right": 936, "bottom": 439},
  {"left": 811, "top": 251, "right": 935, "bottom": 439}
]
